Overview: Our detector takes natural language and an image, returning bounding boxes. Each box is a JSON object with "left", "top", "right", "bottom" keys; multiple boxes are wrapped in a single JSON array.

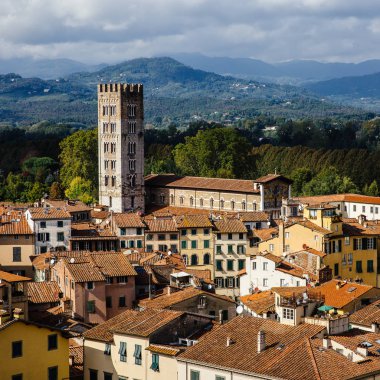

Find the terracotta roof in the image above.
[
  {"left": 292, "top": 219, "right": 331, "bottom": 235},
  {"left": 89, "top": 252, "right": 137, "bottom": 277},
  {"left": 139, "top": 287, "right": 235, "bottom": 310},
  {"left": 145, "top": 174, "right": 260, "bottom": 194},
  {"left": 63, "top": 260, "right": 105, "bottom": 282},
  {"left": 178, "top": 316, "right": 324, "bottom": 380},
  {"left": 294, "top": 247, "right": 326, "bottom": 258},
  {"left": 27, "top": 207, "right": 71, "bottom": 220},
  {"left": 214, "top": 218, "right": 247, "bottom": 233},
  {"left": 260, "top": 251, "right": 283, "bottom": 263},
  {"left": 254, "top": 174, "right": 292, "bottom": 184},
  {"left": 30, "top": 253, "right": 51, "bottom": 270},
  {"left": 91, "top": 210, "right": 110, "bottom": 220},
  {"left": 146, "top": 344, "right": 183, "bottom": 356},
  {"left": 176, "top": 268, "right": 212, "bottom": 283},
  {"left": 83, "top": 309, "right": 184, "bottom": 342},
  {"left": 271, "top": 286, "right": 308, "bottom": 298},
  {"left": 113, "top": 213, "right": 145, "bottom": 228},
  {"left": 342, "top": 221, "right": 380, "bottom": 236},
  {"left": 175, "top": 214, "right": 213, "bottom": 228},
  {"left": 350, "top": 299, "right": 380, "bottom": 327},
  {"left": 0, "top": 270, "right": 31, "bottom": 283},
  {"left": 70, "top": 223, "right": 117, "bottom": 239},
  {"left": 239, "top": 211, "right": 269, "bottom": 222},
  {"left": 28, "top": 281, "right": 61, "bottom": 304},
  {"left": 144, "top": 218, "right": 178, "bottom": 232},
  {"left": 45, "top": 200, "right": 91, "bottom": 213},
  {"left": 240, "top": 291, "right": 275, "bottom": 315},
  {"left": 0, "top": 215, "right": 33, "bottom": 235},
  {"left": 253, "top": 227, "right": 278, "bottom": 241},
  {"left": 308, "top": 280, "right": 375, "bottom": 309},
  {"left": 298, "top": 193, "right": 380, "bottom": 206}
]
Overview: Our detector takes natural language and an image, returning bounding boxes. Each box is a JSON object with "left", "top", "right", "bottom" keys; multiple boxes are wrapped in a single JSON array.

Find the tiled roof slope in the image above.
[
  {"left": 0, "top": 215, "right": 32, "bottom": 235},
  {"left": 45, "top": 200, "right": 91, "bottom": 212},
  {"left": 28, "top": 281, "right": 61, "bottom": 304},
  {"left": 349, "top": 299, "right": 380, "bottom": 327},
  {"left": 145, "top": 174, "right": 260, "bottom": 194},
  {"left": 178, "top": 316, "right": 324, "bottom": 380},
  {"left": 27, "top": 207, "right": 71, "bottom": 220},
  {"left": 83, "top": 309, "right": 183, "bottom": 342},
  {"left": 144, "top": 218, "right": 178, "bottom": 232},
  {"left": 254, "top": 174, "right": 292, "bottom": 184},
  {"left": 113, "top": 213, "right": 145, "bottom": 228},
  {"left": 89, "top": 252, "right": 137, "bottom": 277},
  {"left": 240, "top": 291, "right": 275, "bottom": 315},
  {"left": 0, "top": 271, "right": 31, "bottom": 283},
  {"left": 175, "top": 215, "right": 213, "bottom": 228},
  {"left": 214, "top": 218, "right": 247, "bottom": 233},
  {"left": 239, "top": 211, "right": 269, "bottom": 222},
  {"left": 298, "top": 193, "right": 380, "bottom": 206}
]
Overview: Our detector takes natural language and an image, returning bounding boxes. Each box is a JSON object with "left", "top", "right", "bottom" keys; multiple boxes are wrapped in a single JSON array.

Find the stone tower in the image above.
[{"left": 98, "top": 83, "right": 145, "bottom": 212}]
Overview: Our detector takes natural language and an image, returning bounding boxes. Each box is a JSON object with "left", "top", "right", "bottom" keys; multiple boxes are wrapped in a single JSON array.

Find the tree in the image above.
[
  {"left": 365, "top": 180, "right": 379, "bottom": 196},
  {"left": 26, "top": 182, "right": 45, "bottom": 202},
  {"left": 65, "top": 177, "right": 95, "bottom": 204},
  {"left": 49, "top": 182, "right": 64, "bottom": 200},
  {"left": 291, "top": 167, "right": 313, "bottom": 196},
  {"left": 173, "top": 127, "right": 253, "bottom": 178},
  {"left": 59, "top": 128, "right": 98, "bottom": 192}
]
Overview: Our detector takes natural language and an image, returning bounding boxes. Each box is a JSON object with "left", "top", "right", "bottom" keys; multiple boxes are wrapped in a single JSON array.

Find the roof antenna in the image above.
[{"left": 274, "top": 168, "right": 277, "bottom": 175}]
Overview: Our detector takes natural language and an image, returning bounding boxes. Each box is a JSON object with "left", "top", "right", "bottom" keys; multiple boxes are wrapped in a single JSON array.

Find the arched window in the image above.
[
  {"left": 242, "top": 201, "right": 246, "bottom": 210},
  {"left": 190, "top": 196, "right": 194, "bottom": 207},
  {"left": 180, "top": 196, "right": 184, "bottom": 205},
  {"left": 200, "top": 198, "right": 204, "bottom": 207},
  {"left": 220, "top": 199, "right": 225, "bottom": 209},
  {"left": 203, "top": 253, "right": 210, "bottom": 265},
  {"left": 210, "top": 198, "right": 214, "bottom": 209},
  {"left": 191, "top": 254, "right": 198, "bottom": 266},
  {"left": 253, "top": 202, "right": 257, "bottom": 211},
  {"left": 231, "top": 200, "right": 235, "bottom": 211},
  {"left": 170, "top": 194, "right": 174, "bottom": 205},
  {"left": 182, "top": 255, "right": 188, "bottom": 265},
  {"left": 109, "top": 196, "right": 112, "bottom": 207}
]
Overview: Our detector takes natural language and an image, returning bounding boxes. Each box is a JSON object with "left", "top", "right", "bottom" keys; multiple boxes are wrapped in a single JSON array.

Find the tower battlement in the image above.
[{"left": 97, "top": 83, "right": 143, "bottom": 95}]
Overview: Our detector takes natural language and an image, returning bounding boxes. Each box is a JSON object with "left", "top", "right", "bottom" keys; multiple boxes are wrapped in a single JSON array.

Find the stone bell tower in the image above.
[{"left": 98, "top": 83, "right": 145, "bottom": 212}]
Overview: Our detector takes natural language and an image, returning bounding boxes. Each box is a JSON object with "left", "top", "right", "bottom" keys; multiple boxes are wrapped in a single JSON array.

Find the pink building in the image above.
[{"left": 52, "top": 251, "right": 137, "bottom": 324}]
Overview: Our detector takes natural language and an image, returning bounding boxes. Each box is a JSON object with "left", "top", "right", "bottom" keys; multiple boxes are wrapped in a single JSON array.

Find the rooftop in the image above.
[
  {"left": 27, "top": 281, "right": 61, "bottom": 304},
  {"left": 27, "top": 207, "right": 71, "bottom": 220},
  {"left": 350, "top": 299, "right": 380, "bottom": 327},
  {"left": 113, "top": 213, "right": 145, "bottom": 228}
]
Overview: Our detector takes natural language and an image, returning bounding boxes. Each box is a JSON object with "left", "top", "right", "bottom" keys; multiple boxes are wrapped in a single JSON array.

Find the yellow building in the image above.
[
  {"left": 258, "top": 203, "right": 380, "bottom": 286},
  {"left": 176, "top": 215, "right": 214, "bottom": 275},
  {"left": 0, "top": 319, "right": 69, "bottom": 380}
]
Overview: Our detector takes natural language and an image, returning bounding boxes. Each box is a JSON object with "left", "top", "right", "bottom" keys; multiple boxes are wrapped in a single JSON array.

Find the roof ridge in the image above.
[{"left": 305, "top": 338, "right": 322, "bottom": 380}]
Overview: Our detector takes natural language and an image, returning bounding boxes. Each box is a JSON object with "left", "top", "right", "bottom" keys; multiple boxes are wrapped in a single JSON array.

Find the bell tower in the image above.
[{"left": 98, "top": 83, "right": 145, "bottom": 212}]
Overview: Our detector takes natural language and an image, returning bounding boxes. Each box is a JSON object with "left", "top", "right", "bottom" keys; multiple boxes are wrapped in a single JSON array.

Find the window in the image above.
[
  {"left": 368, "top": 260, "right": 374, "bottom": 273},
  {"left": 269, "top": 244, "right": 274, "bottom": 252},
  {"left": 191, "top": 254, "right": 198, "bottom": 265},
  {"left": 263, "top": 278, "right": 268, "bottom": 287},
  {"left": 119, "top": 342, "right": 127, "bottom": 362},
  {"left": 151, "top": 353, "right": 159, "bottom": 371},
  {"left": 89, "top": 369, "right": 98, "bottom": 380},
  {"left": 146, "top": 244, "right": 153, "bottom": 252},
  {"left": 117, "top": 276, "right": 128, "bottom": 283},
  {"left": 191, "top": 229, "right": 197, "bottom": 235},
  {"left": 227, "top": 233, "right": 233, "bottom": 240},
  {"left": 334, "top": 263, "right": 339, "bottom": 276},
  {"left": 345, "top": 236, "right": 350, "bottom": 245},
  {"left": 180, "top": 196, "right": 184, "bottom": 205},
  {"left": 191, "top": 241, "right": 197, "bottom": 249},
  {"left": 203, "top": 253, "right": 210, "bottom": 265},
  {"left": 216, "top": 376, "right": 226, "bottom": 380},
  {"left": 57, "top": 232, "right": 64, "bottom": 242},
  {"left": 190, "top": 197, "right": 194, "bottom": 206},
  {"left": 181, "top": 229, "right": 187, "bottom": 236},
  {"left": 37, "top": 232, "right": 50, "bottom": 242},
  {"left": 252, "top": 261, "right": 257, "bottom": 270},
  {"left": 238, "top": 259, "right": 245, "bottom": 270},
  {"left": 181, "top": 240, "right": 187, "bottom": 249},
  {"left": 128, "top": 121, "right": 136, "bottom": 134},
  {"left": 204, "top": 240, "right": 210, "bottom": 249},
  {"left": 13, "top": 247, "right": 21, "bottom": 262},
  {"left": 119, "top": 296, "right": 126, "bottom": 307},
  {"left": 215, "top": 277, "right": 224, "bottom": 288},
  {"left": 12, "top": 341, "right": 22, "bottom": 358},
  {"left": 48, "top": 366, "right": 58, "bottom": 380},
  {"left": 137, "top": 240, "right": 143, "bottom": 249},
  {"left": 48, "top": 334, "right": 58, "bottom": 351},
  {"left": 12, "top": 375, "right": 23, "bottom": 380},
  {"left": 228, "top": 245, "right": 233, "bottom": 254},
  {"left": 356, "top": 260, "right": 363, "bottom": 273},
  {"left": 199, "top": 198, "right": 204, "bottom": 207},
  {"left": 227, "top": 277, "right": 235, "bottom": 288},
  {"left": 57, "top": 220, "right": 63, "bottom": 227},
  {"left": 104, "top": 372, "right": 113, "bottom": 380},
  {"left": 134, "top": 344, "right": 142, "bottom": 365},
  {"left": 371, "top": 206, "right": 374, "bottom": 213},
  {"left": 182, "top": 255, "right": 188, "bottom": 265},
  {"left": 242, "top": 201, "right": 246, "bottom": 210},
  {"left": 220, "top": 199, "right": 225, "bottom": 209},
  {"left": 348, "top": 253, "right": 353, "bottom": 264},
  {"left": 263, "top": 262, "right": 268, "bottom": 271},
  {"left": 285, "top": 232, "right": 289, "bottom": 238},
  {"left": 237, "top": 245, "right": 245, "bottom": 254},
  {"left": 210, "top": 198, "right": 214, "bottom": 209},
  {"left": 227, "top": 260, "right": 234, "bottom": 271},
  {"left": 87, "top": 300, "right": 95, "bottom": 313},
  {"left": 190, "top": 370, "right": 200, "bottom": 380},
  {"left": 280, "top": 279, "right": 285, "bottom": 287},
  {"left": 104, "top": 343, "right": 111, "bottom": 355},
  {"left": 170, "top": 194, "right": 175, "bottom": 205},
  {"left": 362, "top": 206, "right": 366, "bottom": 212},
  {"left": 283, "top": 308, "right": 294, "bottom": 320},
  {"left": 87, "top": 282, "right": 94, "bottom": 290},
  {"left": 106, "top": 296, "right": 112, "bottom": 308},
  {"left": 170, "top": 234, "right": 178, "bottom": 240},
  {"left": 158, "top": 234, "right": 165, "bottom": 241},
  {"left": 216, "top": 260, "right": 223, "bottom": 271},
  {"left": 40, "top": 221, "right": 46, "bottom": 228},
  {"left": 216, "top": 245, "right": 222, "bottom": 254},
  {"left": 231, "top": 200, "right": 235, "bottom": 210}
]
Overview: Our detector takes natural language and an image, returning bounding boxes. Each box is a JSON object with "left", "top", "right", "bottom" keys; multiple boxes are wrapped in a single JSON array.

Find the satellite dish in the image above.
[
  {"left": 70, "top": 258, "right": 75, "bottom": 264},
  {"left": 208, "top": 284, "right": 213, "bottom": 290},
  {"left": 236, "top": 305, "right": 244, "bottom": 315},
  {"left": 50, "top": 259, "right": 55, "bottom": 265}
]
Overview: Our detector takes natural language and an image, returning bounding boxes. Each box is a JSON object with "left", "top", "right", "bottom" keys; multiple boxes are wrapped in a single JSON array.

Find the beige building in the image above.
[
  {"left": 98, "top": 83, "right": 145, "bottom": 213},
  {"left": 112, "top": 213, "right": 145, "bottom": 251},
  {"left": 0, "top": 213, "right": 34, "bottom": 277},
  {"left": 145, "top": 174, "right": 292, "bottom": 218},
  {"left": 144, "top": 217, "right": 179, "bottom": 253},
  {"left": 213, "top": 217, "right": 247, "bottom": 298},
  {"left": 83, "top": 308, "right": 213, "bottom": 380}
]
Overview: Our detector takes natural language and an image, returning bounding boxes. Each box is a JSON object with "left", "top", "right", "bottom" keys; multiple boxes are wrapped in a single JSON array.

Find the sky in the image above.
[{"left": 1, "top": 0, "right": 380, "bottom": 64}]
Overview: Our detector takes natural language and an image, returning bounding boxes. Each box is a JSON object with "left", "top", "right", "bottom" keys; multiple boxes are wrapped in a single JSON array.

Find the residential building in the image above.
[
  {"left": 144, "top": 217, "right": 179, "bottom": 253},
  {"left": 350, "top": 298, "right": 380, "bottom": 331},
  {"left": 52, "top": 251, "right": 137, "bottom": 323},
  {"left": 25, "top": 207, "right": 71, "bottom": 254},
  {"left": 0, "top": 213, "right": 34, "bottom": 277},
  {"left": 27, "top": 281, "right": 61, "bottom": 319},
  {"left": 43, "top": 199, "right": 92, "bottom": 223},
  {"left": 213, "top": 217, "right": 247, "bottom": 297},
  {"left": 112, "top": 213, "right": 145, "bottom": 251},
  {"left": 138, "top": 286, "right": 236, "bottom": 322},
  {"left": 176, "top": 215, "right": 214, "bottom": 274},
  {"left": 239, "top": 290, "right": 276, "bottom": 319},
  {"left": 83, "top": 308, "right": 213, "bottom": 380},
  {"left": 145, "top": 173, "right": 292, "bottom": 217},
  {"left": 0, "top": 319, "right": 69, "bottom": 380},
  {"left": 98, "top": 83, "right": 145, "bottom": 212}
]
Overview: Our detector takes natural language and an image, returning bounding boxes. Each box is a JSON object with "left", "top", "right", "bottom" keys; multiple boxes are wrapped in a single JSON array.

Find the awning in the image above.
[{"left": 318, "top": 305, "right": 334, "bottom": 312}]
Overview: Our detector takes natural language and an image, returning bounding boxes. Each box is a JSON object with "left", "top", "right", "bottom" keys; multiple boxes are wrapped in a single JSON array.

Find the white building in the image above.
[
  {"left": 25, "top": 208, "right": 71, "bottom": 254},
  {"left": 240, "top": 252, "right": 307, "bottom": 296}
]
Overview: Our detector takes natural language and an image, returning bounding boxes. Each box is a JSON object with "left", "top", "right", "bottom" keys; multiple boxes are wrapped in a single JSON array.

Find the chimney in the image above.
[
  {"left": 167, "top": 285, "right": 171, "bottom": 296},
  {"left": 226, "top": 337, "right": 233, "bottom": 347},
  {"left": 322, "top": 337, "right": 331, "bottom": 349},
  {"left": 257, "top": 330, "right": 266, "bottom": 353},
  {"left": 219, "top": 310, "right": 224, "bottom": 324},
  {"left": 357, "top": 344, "right": 369, "bottom": 357},
  {"left": 372, "top": 323, "right": 379, "bottom": 333}
]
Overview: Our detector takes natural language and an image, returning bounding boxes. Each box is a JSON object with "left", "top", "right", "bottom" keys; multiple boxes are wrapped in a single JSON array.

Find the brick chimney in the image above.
[{"left": 257, "top": 330, "right": 266, "bottom": 353}]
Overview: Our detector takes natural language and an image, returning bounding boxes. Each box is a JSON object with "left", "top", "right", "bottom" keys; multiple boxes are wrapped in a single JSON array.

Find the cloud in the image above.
[{"left": 0, "top": 0, "right": 379, "bottom": 63}]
